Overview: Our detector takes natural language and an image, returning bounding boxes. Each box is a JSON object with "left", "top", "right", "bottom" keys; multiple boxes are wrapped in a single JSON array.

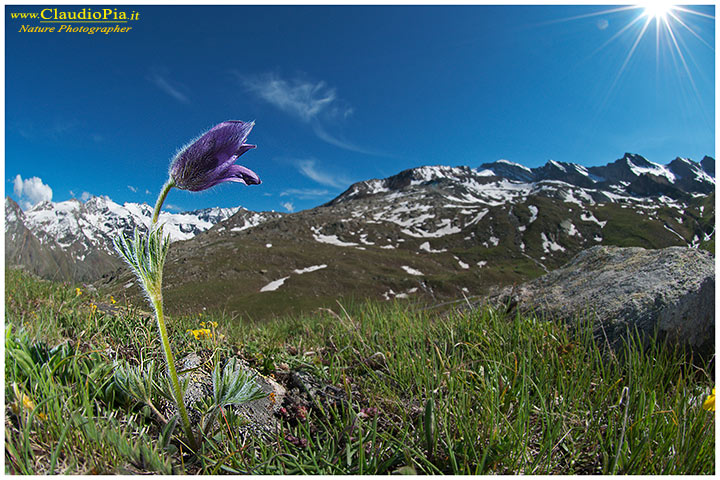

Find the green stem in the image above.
[
  {"left": 152, "top": 179, "right": 175, "bottom": 226},
  {"left": 149, "top": 177, "right": 198, "bottom": 451},
  {"left": 152, "top": 296, "right": 198, "bottom": 452}
]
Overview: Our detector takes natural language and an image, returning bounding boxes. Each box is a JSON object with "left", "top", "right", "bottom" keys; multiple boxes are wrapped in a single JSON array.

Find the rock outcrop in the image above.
[{"left": 489, "top": 245, "right": 714, "bottom": 355}]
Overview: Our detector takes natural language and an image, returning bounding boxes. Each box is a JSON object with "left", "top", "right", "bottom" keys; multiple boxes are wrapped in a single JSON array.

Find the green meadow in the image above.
[{"left": 5, "top": 268, "right": 714, "bottom": 474}]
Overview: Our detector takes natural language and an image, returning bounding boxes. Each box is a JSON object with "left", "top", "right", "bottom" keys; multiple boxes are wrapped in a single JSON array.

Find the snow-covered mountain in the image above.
[
  {"left": 105, "top": 151, "right": 713, "bottom": 318},
  {"left": 7, "top": 152, "right": 715, "bottom": 316},
  {"left": 5, "top": 195, "right": 281, "bottom": 281},
  {"left": 317, "top": 153, "right": 713, "bottom": 250},
  {"left": 479, "top": 153, "right": 714, "bottom": 193}
]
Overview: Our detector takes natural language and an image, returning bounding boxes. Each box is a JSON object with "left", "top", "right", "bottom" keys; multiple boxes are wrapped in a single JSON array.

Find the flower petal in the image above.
[
  {"left": 170, "top": 121, "right": 257, "bottom": 191},
  {"left": 217, "top": 144, "right": 257, "bottom": 171},
  {"left": 207, "top": 164, "right": 262, "bottom": 188}
]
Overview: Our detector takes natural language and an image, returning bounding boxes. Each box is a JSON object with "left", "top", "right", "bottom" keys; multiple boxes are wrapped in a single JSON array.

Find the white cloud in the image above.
[
  {"left": 281, "top": 201, "right": 295, "bottom": 212},
  {"left": 13, "top": 174, "right": 52, "bottom": 210},
  {"left": 148, "top": 70, "right": 190, "bottom": 103},
  {"left": 145, "top": 189, "right": 151, "bottom": 195},
  {"left": 296, "top": 159, "right": 349, "bottom": 189},
  {"left": 240, "top": 72, "right": 384, "bottom": 155},
  {"left": 241, "top": 73, "right": 348, "bottom": 122},
  {"left": 127, "top": 185, "right": 138, "bottom": 193},
  {"left": 310, "top": 123, "right": 374, "bottom": 154},
  {"left": 80, "top": 192, "right": 92, "bottom": 202}
]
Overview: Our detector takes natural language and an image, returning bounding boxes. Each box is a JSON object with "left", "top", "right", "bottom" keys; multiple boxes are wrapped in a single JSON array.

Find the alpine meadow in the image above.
[{"left": 5, "top": 3, "right": 716, "bottom": 475}]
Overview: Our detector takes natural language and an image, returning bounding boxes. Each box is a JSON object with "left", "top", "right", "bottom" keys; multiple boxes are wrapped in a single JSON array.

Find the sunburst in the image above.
[
  {"left": 639, "top": 1, "right": 674, "bottom": 21},
  {"left": 562, "top": 3, "right": 714, "bottom": 124}
]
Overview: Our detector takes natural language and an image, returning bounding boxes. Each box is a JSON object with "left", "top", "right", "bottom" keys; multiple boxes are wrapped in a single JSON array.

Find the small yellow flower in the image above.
[
  {"left": 703, "top": 387, "right": 715, "bottom": 412},
  {"left": 200, "top": 321, "right": 206, "bottom": 327},
  {"left": 110, "top": 296, "right": 116, "bottom": 305},
  {"left": 90, "top": 303, "right": 98, "bottom": 314},
  {"left": 186, "top": 328, "right": 212, "bottom": 340},
  {"left": 75, "top": 288, "right": 82, "bottom": 296},
  {"left": 11, "top": 384, "right": 46, "bottom": 420},
  {"left": 208, "top": 321, "right": 218, "bottom": 329}
]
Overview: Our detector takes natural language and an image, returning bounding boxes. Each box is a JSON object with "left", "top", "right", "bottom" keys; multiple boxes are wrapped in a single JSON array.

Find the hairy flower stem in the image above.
[
  {"left": 152, "top": 179, "right": 175, "bottom": 225},
  {"left": 152, "top": 296, "right": 198, "bottom": 452},
  {"left": 149, "top": 181, "right": 197, "bottom": 452}
]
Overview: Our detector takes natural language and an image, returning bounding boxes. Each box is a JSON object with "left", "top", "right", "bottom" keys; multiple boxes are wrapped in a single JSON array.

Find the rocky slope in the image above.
[
  {"left": 5, "top": 195, "right": 282, "bottom": 281},
  {"left": 97, "top": 153, "right": 714, "bottom": 319}
]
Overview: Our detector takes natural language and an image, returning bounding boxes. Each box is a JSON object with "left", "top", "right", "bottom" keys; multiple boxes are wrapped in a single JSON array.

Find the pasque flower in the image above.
[
  {"left": 113, "top": 120, "right": 265, "bottom": 453},
  {"left": 169, "top": 120, "right": 261, "bottom": 192}
]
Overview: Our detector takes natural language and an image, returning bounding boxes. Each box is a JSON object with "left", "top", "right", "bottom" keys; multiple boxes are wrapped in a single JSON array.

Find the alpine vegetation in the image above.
[{"left": 112, "top": 120, "right": 265, "bottom": 453}]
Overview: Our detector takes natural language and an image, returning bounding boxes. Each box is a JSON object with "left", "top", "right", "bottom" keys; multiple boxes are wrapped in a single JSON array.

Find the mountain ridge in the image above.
[
  {"left": 103, "top": 152, "right": 714, "bottom": 318},
  {"left": 6, "top": 151, "right": 715, "bottom": 318},
  {"left": 5, "top": 195, "right": 280, "bottom": 281}
]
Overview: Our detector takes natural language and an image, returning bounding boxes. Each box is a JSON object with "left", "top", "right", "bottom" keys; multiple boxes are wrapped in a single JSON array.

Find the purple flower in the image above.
[{"left": 169, "top": 121, "right": 261, "bottom": 192}]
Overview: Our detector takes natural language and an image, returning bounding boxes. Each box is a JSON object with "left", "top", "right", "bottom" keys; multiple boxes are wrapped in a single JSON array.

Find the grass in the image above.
[{"left": 5, "top": 267, "right": 715, "bottom": 474}]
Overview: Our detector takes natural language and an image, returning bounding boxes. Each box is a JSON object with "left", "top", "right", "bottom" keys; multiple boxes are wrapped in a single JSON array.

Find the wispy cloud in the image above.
[
  {"left": 281, "top": 201, "right": 295, "bottom": 212},
  {"left": 13, "top": 174, "right": 52, "bottom": 210},
  {"left": 279, "top": 188, "right": 331, "bottom": 199},
  {"left": 148, "top": 69, "right": 190, "bottom": 104},
  {"left": 127, "top": 185, "right": 138, "bottom": 193},
  {"left": 241, "top": 72, "right": 349, "bottom": 122},
  {"left": 240, "top": 72, "right": 381, "bottom": 155},
  {"left": 11, "top": 119, "right": 79, "bottom": 140},
  {"left": 296, "top": 158, "right": 350, "bottom": 189},
  {"left": 80, "top": 191, "right": 92, "bottom": 202}
]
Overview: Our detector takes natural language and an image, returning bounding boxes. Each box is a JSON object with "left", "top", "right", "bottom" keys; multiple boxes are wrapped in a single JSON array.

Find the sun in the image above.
[{"left": 639, "top": 1, "right": 674, "bottom": 21}]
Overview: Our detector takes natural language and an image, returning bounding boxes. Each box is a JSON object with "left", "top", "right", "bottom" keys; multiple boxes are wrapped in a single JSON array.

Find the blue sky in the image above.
[{"left": 5, "top": 4, "right": 715, "bottom": 213}]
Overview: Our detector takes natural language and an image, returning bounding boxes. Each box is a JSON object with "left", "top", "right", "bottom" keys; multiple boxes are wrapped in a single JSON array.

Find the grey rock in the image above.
[
  {"left": 488, "top": 245, "right": 714, "bottom": 355},
  {"left": 170, "top": 353, "right": 286, "bottom": 435}
]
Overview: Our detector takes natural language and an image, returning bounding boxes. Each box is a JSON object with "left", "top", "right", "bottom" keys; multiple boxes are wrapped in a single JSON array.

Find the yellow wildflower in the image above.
[
  {"left": 75, "top": 288, "right": 82, "bottom": 296},
  {"left": 208, "top": 321, "right": 218, "bottom": 329},
  {"left": 11, "top": 384, "right": 47, "bottom": 420},
  {"left": 110, "top": 296, "right": 116, "bottom": 304},
  {"left": 200, "top": 321, "right": 206, "bottom": 327},
  {"left": 90, "top": 303, "right": 98, "bottom": 314},
  {"left": 703, "top": 387, "right": 715, "bottom": 412},
  {"left": 186, "top": 328, "right": 212, "bottom": 340}
]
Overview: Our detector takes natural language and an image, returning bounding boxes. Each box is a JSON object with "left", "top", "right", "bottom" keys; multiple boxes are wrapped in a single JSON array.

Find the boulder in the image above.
[
  {"left": 170, "top": 352, "right": 286, "bottom": 438},
  {"left": 488, "top": 246, "right": 714, "bottom": 355}
]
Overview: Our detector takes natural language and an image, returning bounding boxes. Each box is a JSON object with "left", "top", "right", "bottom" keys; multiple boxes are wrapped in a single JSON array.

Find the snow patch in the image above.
[
  {"left": 454, "top": 256, "right": 470, "bottom": 269},
  {"left": 528, "top": 205, "right": 538, "bottom": 223},
  {"left": 401, "top": 265, "right": 424, "bottom": 276},
  {"left": 580, "top": 211, "right": 607, "bottom": 227},
  {"left": 293, "top": 264, "right": 327, "bottom": 275},
  {"left": 311, "top": 226, "right": 359, "bottom": 247},
  {"left": 541, "top": 232, "right": 565, "bottom": 253},
  {"left": 419, "top": 241, "right": 447, "bottom": 253},
  {"left": 260, "top": 277, "right": 290, "bottom": 292}
]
